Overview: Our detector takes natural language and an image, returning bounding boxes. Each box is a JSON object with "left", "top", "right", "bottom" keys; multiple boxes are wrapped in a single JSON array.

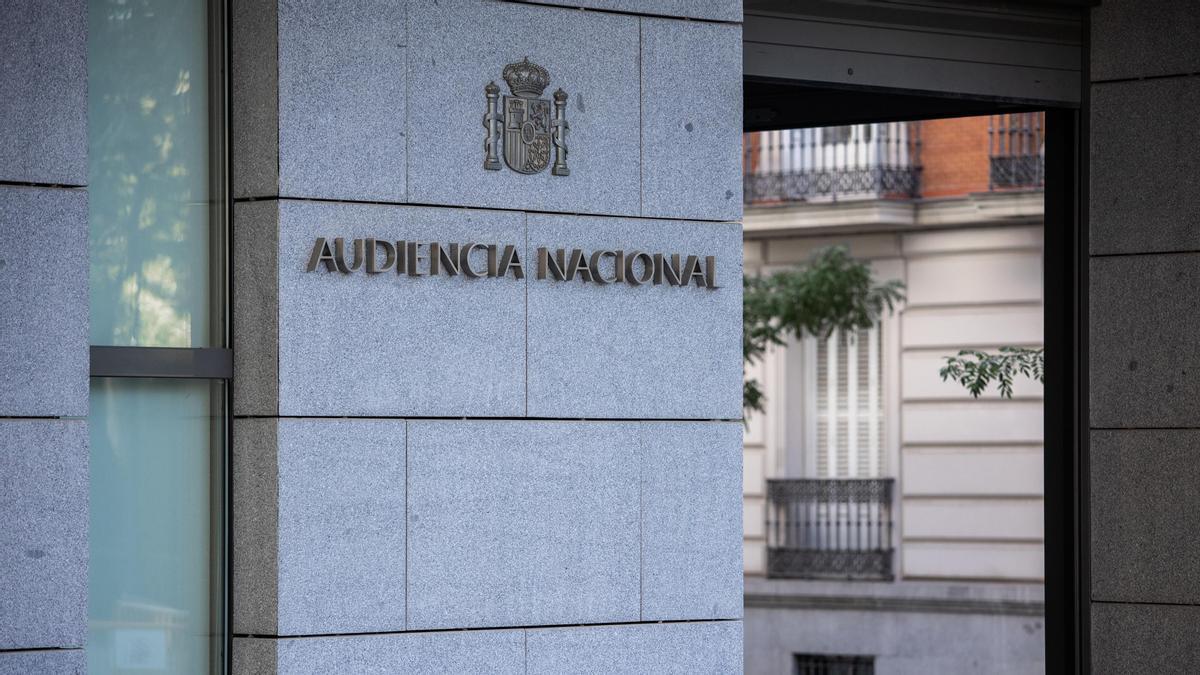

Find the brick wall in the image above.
[{"left": 919, "top": 115, "right": 993, "bottom": 198}]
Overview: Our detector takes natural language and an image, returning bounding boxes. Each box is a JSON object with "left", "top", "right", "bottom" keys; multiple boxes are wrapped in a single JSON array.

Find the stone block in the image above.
[
  {"left": 0, "top": 0, "right": 87, "bottom": 185},
  {"left": 232, "top": 200, "right": 279, "bottom": 417},
  {"left": 233, "top": 418, "right": 407, "bottom": 635},
  {"left": 0, "top": 420, "right": 87, "bottom": 650},
  {"left": 234, "top": 630, "right": 525, "bottom": 675},
  {"left": 277, "top": 0, "right": 406, "bottom": 201},
  {"left": 407, "top": 420, "right": 640, "bottom": 629},
  {"left": 1091, "top": 430, "right": 1200, "bottom": 604},
  {"left": 1091, "top": 79, "right": 1200, "bottom": 255},
  {"left": 235, "top": 199, "right": 527, "bottom": 417},
  {"left": 641, "top": 422, "right": 743, "bottom": 621},
  {"left": 233, "top": 0, "right": 407, "bottom": 201},
  {"left": 1090, "top": 254, "right": 1200, "bottom": 428},
  {"left": 0, "top": 187, "right": 88, "bottom": 418},
  {"left": 1092, "top": 0, "right": 1200, "bottom": 81},
  {"left": 641, "top": 18, "right": 742, "bottom": 221},
  {"left": 231, "top": 0, "right": 280, "bottom": 199},
  {"left": 0, "top": 650, "right": 85, "bottom": 675},
  {"left": 408, "top": 0, "right": 641, "bottom": 216},
  {"left": 526, "top": 214, "right": 743, "bottom": 419},
  {"left": 523, "top": 0, "right": 741, "bottom": 22},
  {"left": 1091, "top": 602, "right": 1200, "bottom": 675},
  {"left": 231, "top": 418, "right": 279, "bottom": 634},
  {"left": 527, "top": 620, "right": 743, "bottom": 674}
]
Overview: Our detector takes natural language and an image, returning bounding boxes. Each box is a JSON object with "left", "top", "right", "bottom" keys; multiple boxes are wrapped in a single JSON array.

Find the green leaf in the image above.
[
  {"left": 743, "top": 246, "right": 906, "bottom": 417},
  {"left": 939, "top": 347, "right": 1045, "bottom": 398}
]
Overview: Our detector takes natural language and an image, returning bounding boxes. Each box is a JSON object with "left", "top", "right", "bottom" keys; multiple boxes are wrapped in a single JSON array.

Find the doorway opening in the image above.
[{"left": 740, "top": 78, "right": 1083, "bottom": 675}]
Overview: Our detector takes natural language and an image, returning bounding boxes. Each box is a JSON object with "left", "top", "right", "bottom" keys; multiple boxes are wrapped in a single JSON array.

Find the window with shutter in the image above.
[{"left": 813, "top": 326, "right": 885, "bottom": 478}]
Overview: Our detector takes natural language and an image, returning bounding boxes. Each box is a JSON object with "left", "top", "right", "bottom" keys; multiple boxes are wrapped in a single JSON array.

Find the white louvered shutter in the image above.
[{"left": 814, "top": 327, "right": 885, "bottom": 478}]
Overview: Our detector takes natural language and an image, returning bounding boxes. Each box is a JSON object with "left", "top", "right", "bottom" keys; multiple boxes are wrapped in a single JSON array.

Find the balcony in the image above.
[
  {"left": 744, "top": 115, "right": 1046, "bottom": 208},
  {"left": 989, "top": 112, "right": 1045, "bottom": 190},
  {"left": 766, "top": 478, "right": 895, "bottom": 580},
  {"left": 743, "top": 123, "right": 922, "bottom": 206}
]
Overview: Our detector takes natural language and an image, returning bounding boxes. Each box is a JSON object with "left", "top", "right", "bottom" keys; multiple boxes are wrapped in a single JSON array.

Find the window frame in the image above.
[{"left": 86, "top": 0, "right": 231, "bottom": 671}]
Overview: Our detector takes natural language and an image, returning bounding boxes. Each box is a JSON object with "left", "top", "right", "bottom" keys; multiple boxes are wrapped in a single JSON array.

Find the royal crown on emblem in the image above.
[
  {"left": 483, "top": 57, "right": 570, "bottom": 176},
  {"left": 502, "top": 57, "right": 551, "bottom": 98}
]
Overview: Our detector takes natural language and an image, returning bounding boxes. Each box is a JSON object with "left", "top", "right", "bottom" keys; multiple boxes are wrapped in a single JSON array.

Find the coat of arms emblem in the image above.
[{"left": 483, "top": 57, "right": 569, "bottom": 176}]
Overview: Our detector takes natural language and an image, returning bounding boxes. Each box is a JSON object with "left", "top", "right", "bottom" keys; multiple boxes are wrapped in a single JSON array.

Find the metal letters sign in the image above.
[
  {"left": 484, "top": 58, "right": 569, "bottom": 176},
  {"left": 305, "top": 239, "right": 718, "bottom": 290}
]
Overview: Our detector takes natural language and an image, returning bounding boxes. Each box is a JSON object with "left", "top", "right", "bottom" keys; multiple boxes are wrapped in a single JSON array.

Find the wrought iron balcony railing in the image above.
[
  {"left": 766, "top": 478, "right": 895, "bottom": 580},
  {"left": 989, "top": 112, "right": 1045, "bottom": 190},
  {"left": 794, "top": 654, "right": 875, "bottom": 675},
  {"left": 743, "top": 123, "right": 922, "bottom": 205}
]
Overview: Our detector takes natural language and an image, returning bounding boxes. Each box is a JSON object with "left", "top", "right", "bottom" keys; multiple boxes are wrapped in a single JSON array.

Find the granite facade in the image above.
[
  {"left": 524, "top": 0, "right": 741, "bottom": 23},
  {"left": 0, "top": 421, "right": 88, "bottom": 651},
  {"left": 0, "top": 0, "right": 91, "bottom": 664},
  {"left": 407, "top": 0, "right": 641, "bottom": 216},
  {"left": 228, "top": 0, "right": 742, "bottom": 671},
  {"left": 407, "top": 420, "right": 641, "bottom": 630},
  {"left": 1091, "top": 430, "right": 1200, "bottom": 605},
  {"left": 641, "top": 18, "right": 743, "bottom": 222},
  {"left": 231, "top": 0, "right": 406, "bottom": 200},
  {"left": 527, "top": 621, "right": 743, "bottom": 674},
  {"left": 526, "top": 214, "right": 743, "bottom": 419},
  {"left": 641, "top": 422, "right": 743, "bottom": 621},
  {"left": 235, "top": 623, "right": 740, "bottom": 674},
  {"left": 233, "top": 418, "right": 407, "bottom": 635},
  {"left": 1089, "top": 2, "right": 1200, "bottom": 668},
  {"left": 0, "top": 0, "right": 87, "bottom": 186},
  {"left": 0, "top": 650, "right": 85, "bottom": 675},
  {"left": 0, "top": 187, "right": 89, "bottom": 418},
  {"left": 1091, "top": 78, "right": 1200, "bottom": 256}
]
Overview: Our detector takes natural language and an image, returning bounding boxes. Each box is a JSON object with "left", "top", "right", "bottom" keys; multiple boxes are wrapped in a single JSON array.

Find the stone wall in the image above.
[
  {"left": 0, "top": 1, "right": 90, "bottom": 673},
  {"left": 229, "top": 0, "right": 745, "bottom": 671},
  {"left": 1088, "top": 1, "right": 1200, "bottom": 671}
]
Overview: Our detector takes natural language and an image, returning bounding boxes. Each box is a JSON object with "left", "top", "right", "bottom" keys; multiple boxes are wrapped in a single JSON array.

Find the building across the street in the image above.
[{"left": 741, "top": 116, "right": 1046, "bottom": 674}]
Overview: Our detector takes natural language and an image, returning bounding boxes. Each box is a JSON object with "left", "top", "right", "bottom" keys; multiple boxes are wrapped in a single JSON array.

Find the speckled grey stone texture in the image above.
[
  {"left": 275, "top": 200, "right": 526, "bottom": 416},
  {"left": 0, "top": 420, "right": 87, "bottom": 650},
  {"left": 1091, "top": 430, "right": 1200, "bottom": 605},
  {"left": 1091, "top": 602, "right": 1200, "bottom": 675},
  {"left": 1091, "top": 79, "right": 1200, "bottom": 255},
  {"left": 233, "top": 418, "right": 407, "bottom": 635},
  {"left": 641, "top": 422, "right": 742, "bottom": 621},
  {"left": 0, "top": 650, "right": 85, "bottom": 675},
  {"left": 527, "top": 620, "right": 743, "bottom": 674},
  {"left": 407, "top": 420, "right": 640, "bottom": 629},
  {"left": 277, "top": 419, "right": 406, "bottom": 634},
  {"left": 523, "top": 0, "right": 740, "bottom": 22},
  {"left": 0, "top": 0, "right": 87, "bottom": 185},
  {"left": 0, "top": 187, "right": 88, "bottom": 418},
  {"left": 232, "top": 201, "right": 279, "bottom": 416},
  {"left": 231, "top": 0, "right": 280, "bottom": 198},
  {"left": 232, "top": 418, "right": 279, "bottom": 635},
  {"left": 234, "top": 630, "right": 525, "bottom": 675},
  {"left": 233, "top": 637, "right": 276, "bottom": 675},
  {"left": 276, "top": 0, "right": 406, "bottom": 201},
  {"left": 408, "top": 0, "right": 640, "bottom": 216},
  {"left": 232, "top": 0, "right": 406, "bottom": 201},
  {"left": 1092, "top": 0, "right": 1200, "bottom": 81},
  {"left": 1090, "top": 254, "right": 1200, "bottom": 428},
  {"left": 526, "top": 214, "right": 742, "bottom": 419},
  {"left": 641, "top": 18, "right": 742, "bottom": 222}
]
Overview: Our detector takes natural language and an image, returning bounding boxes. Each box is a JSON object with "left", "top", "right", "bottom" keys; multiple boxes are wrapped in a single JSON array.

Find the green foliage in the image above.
[
  {"left": 743, "top": 246, "right": 905, "bottom": 417},
  {"left": 939, "top": 346, "right": 1045, "bottom": 398}
]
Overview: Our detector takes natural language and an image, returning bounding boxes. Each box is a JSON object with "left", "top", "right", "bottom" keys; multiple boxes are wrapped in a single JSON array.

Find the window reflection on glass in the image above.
[
  {"left": 88, "top": 378, "right": 222, "bottom": 675},
  {"left": 88, "top": 0, "right": 211, "bottom": 347}
]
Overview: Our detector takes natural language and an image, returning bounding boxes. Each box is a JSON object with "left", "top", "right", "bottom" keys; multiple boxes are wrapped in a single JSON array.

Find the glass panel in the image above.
[
  {"left": 88, "top": 0, "right": 212, "bottom": 347},
  {"left": 88, "top": 378, "right": 224, "bottom": 675}
]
